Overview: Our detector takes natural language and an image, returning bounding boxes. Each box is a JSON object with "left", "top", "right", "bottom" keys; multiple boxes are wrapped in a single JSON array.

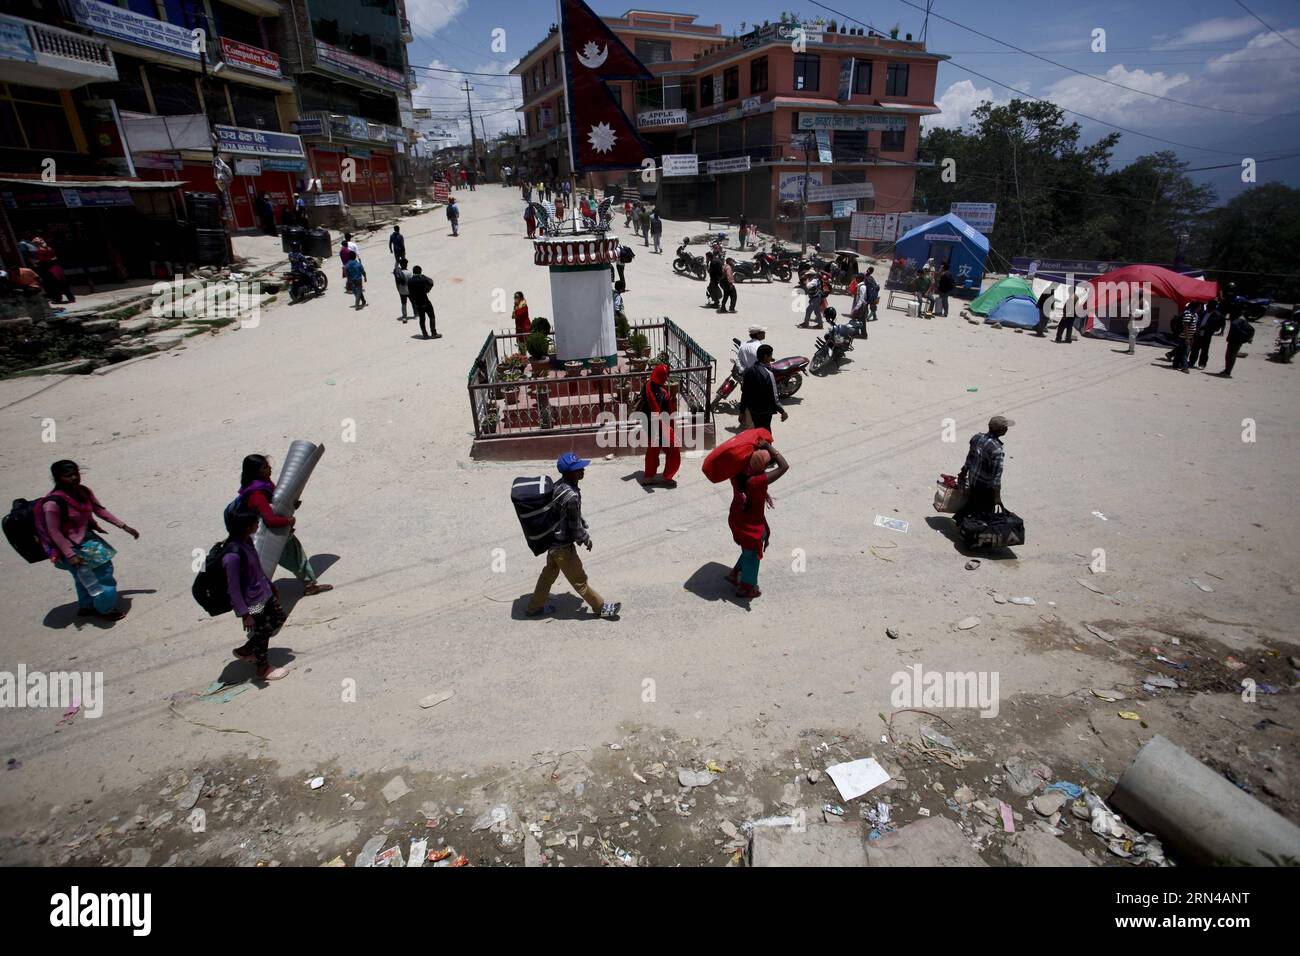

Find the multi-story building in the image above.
[
  {"left": 512, "top": 10, "right": 944, "bottom": 247},
  {"left": 280, "top": 0, "right": 415, "bottom": 207}
]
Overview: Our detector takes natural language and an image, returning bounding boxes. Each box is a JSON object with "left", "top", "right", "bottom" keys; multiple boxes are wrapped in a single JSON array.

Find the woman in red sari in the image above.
[
  {"left": 512, "top": 291, "right": 531, "bottom": 352},
  {"left": 640, "top": 363, "right": 680, "bottom": 487},
  {"left": 725, "top": 438, "right": 789, "bottom": 599}
]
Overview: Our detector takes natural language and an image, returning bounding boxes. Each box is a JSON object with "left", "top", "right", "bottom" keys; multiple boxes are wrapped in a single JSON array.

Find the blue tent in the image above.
[
  {"left": 985, "top": 295, "right": 1042, "bottom": 329},
  {"left": 895, "top": 213, "right": 990, "bottom": 294}
]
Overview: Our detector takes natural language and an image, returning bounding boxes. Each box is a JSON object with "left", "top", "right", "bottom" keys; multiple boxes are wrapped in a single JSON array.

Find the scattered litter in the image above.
[
  {"left": 57, "top": 701, "right": 80, "bottom": 725},
  {"left": 705, "top": 759, "right": 724, "bottom": 774},
  {"left": 954, "top": 616, "right": 981, "bottom": 630},
  {"left": 321, "top": 856, "right": 345, "bottom": 867},
  {"left": 678, "top": 769, "right": 715, "bottom": 788},
  {"left": 745, "top": 816, "right": 799, "bottom": 831},
  {"left": 666, "top": 527, "right": 688, "bottom": 533},
  {"left": 869, "top": 542, "right": 898, "bottom": 562},
  {"left": 1224, "top": 656, "right": 1247, "bottom": 672},
  {"left": 1083, "top": 624, "right": 1117, "bottom": 644},
  {"left": 1045, "top": 781, "right": 1083, "bottom": 799},
  {"left": 999, "top": 800, "right": 1015, "bottom": 833},
  {"left": 1188, "top": 578, "right": 1214, "bottom": 593},
  {"left": 471, "top": 806, "right": 509, "bottom": 831},
  {"left": 381, "top": 776, "right": 412, "bottom": 805},
  {"left": 176, "top": 774, "right": 205, "bottom": 810},
  {"left": 1171, "top": 637, "right": 1181, "bottom": 645},
  {"left": 1143, "top": 676, "right": 1179, "bottom": 690},
  {"left": 307, "top": 776, "right": 325, "bottom": 790},
  {"left": 1118, "top": 711, "right": 1141, "bottom": 721},
  {"left": 886, "top": 627, "right": 899, "bottom": 640},
  {"left": 1092, "top": 511, "right": 1108, "bottom": 521},
  {"left": 609, "top": 743, "right": 624, "bottom": 751},
  {"left": 917, "top": 807, "right": 932, "bottom": 816},
  {"left": 990, "top": 591, "right": 1007, "bottom": 604},
  {"left": 1076, "top": 578, "right": 1105, "bottom": 594},
  {"left": 873, "top": 515, "right": 910, "bottom": 533},
  {"left": 408, "top": 838, "right": 427, "bottom": 867},
  {"left": 418, "top": 689, "right": 454, "bottom": 709},
  {"left": 427, "top": 848, "right": 454, "bottom": 863},
  {"left": 356, "top": 835, "right": 386, "bottom": 868},
  {"left": 1004, "top": 756, "right": 1052, "bottom": 795},
  {"left": 965, "top": 559, "right": 981, "bottom": 570},
  {"left": 966, "top": 387, "right": 978, "bottom": 392},
  {"left": 822, "top": 803, "right": 845, "bottom": 816},
  {"left": 825, "top": 757, "right": 891, "bottom": 801},
  {"left": 920, "top": 727, "right": 957, "bottom": 752},
  {"left": 373, "top": 845, "right": 405, "bottom": 868},
  {"left": 1091, "top": 688, "right": 1126, "bottom": 702},
  {"left": 1155, "top": 655, "right": 1187, "bottom": 669},
  {"left": 1008, "top": 596, "right": 1036, "bottom": 606},
  {"left": 5, "top": 758, "right": 20, "bottom": 771}
]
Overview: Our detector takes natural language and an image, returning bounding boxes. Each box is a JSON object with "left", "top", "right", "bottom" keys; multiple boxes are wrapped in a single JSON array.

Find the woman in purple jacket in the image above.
[{"left": 222, "top": 507, "right": 288, "bottom": 681}]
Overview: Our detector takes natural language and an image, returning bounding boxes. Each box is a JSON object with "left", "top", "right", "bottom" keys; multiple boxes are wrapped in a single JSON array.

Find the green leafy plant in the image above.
[
  {"left": 532, "top": 316, "right": 552, "bottom": 335},
  {"left": 628, "top": 331, "right": 649, "bottom": 355},
  {"left": 526, "top": 330, "right": 551, "bottom": 360},
  {"left": 614, "top": 311, "right": 630, "bottom": 341}
]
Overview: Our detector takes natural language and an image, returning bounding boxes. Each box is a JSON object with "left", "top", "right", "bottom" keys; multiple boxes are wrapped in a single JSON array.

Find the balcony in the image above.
[
  {"left": 0, "top": 16, "right": 118, "bottom": 89},
  {"left": 401, "top": 18, "right": 413, "bottom": 43}
]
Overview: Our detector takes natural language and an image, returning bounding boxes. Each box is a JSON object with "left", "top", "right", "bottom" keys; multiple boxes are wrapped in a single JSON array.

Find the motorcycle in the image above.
[
  {"left": 673, "top": 241, "right": 706, "bottom": 280},
  {"left": 285, "top": 257, "right": 327, "bottom": 303},
  {"left": 711, "top": 337, "right": 809, "bottom": 410},
  {"left": 810, "top": 307, "right": 862, "bottom": 375},
  {"left": 1271, "top": 314, "right": 1298, "bottom": 363},
  {"left": 732, "top": 249, "right": 789, "bottom": 283}
]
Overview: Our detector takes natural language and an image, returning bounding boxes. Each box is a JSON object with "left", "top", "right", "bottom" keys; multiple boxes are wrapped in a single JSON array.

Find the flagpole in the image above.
[{"left": 557, "top": 0, "right": 580, "bottom": 232}]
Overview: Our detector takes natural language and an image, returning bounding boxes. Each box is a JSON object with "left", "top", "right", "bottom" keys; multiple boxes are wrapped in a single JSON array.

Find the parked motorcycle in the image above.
[
  {"left": 673, "top": 241, "right": 706, "bottom": 280},
  {"left": 711, "top": 337, "right": 809, "bottom": 410},
  {"left": 285, "top": 257, "right": 327, "bottom": 303},
  {"left": 1271, "top": 313, "right": 1298, "bottom": 363},
  {"left": 810, "top": 307, "right": 861, "bottom": 375}
]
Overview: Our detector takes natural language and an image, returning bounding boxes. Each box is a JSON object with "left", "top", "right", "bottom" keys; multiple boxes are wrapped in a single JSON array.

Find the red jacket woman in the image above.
[
  {"left": 724, "top": 439, "right": 789, "bottom": 600},
  {"left": 640, "top": 363, "right": 680, "bottom": 487}
]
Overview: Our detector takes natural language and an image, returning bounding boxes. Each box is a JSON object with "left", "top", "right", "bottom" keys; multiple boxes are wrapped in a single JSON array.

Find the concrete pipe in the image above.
[
  {"left": 253, "top": 440, "right": 325, "bottom": 578},
  {"left": 1110, "top": 734, "right": 1300, "bottom": 866}
]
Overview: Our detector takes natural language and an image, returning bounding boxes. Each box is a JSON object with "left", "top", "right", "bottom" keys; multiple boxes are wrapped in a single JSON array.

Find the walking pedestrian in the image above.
[
  {"left": 526, "top": 453, "right": 621, "bottom": 620},
  {"left": 392, "top": 257, "right": 411, "bottom": 322},
  {"left": 1173, "top": 304, "right": 1198, "bottom": 372},
  {"left": 407, "top": 266, "right": 438, "bottom": 339},
  {"left": 799, "top": 270, "right": 826, "bottom": 327},
  {"left": 39, "top": 460, "right": 139, "bottom": 621},
  {"left": 1054, "top": 293, "right": 1077, "bottom": 343},
  {"left": 1125, "top": 305, "right": 1147, "bottom": 354},
  {"left": 524, "top": 201, "right": 537, "bottom": 238},
  {"left": 1191, "top": 301, "right": 1224, "bottom": 369},
  {"left": 32, "top": 238, "right": 75, "bottom": 303},
  {"left": 724, "top": 437, "right": 788, "bottom": 601},
  {"left": 639, "top": 364, "right": 681, "bottom": 488},
  {"left": 738, "top": 213, "right": 748, "bottom": 250},
  {"left": 235, "top": 454, "right": 333, "bottom": 596},
  {"left": 256, "top": 192, "right": 278, "bottom": 236},
  {"left": 706, "top": 252, "right": 724, "bottom": 308},
  {"left": 954, "top": 416, "right": 1013, "bottom": 525},
  {"left": 468, "top": 169, "right": 477, "bottom": 191},
  {"left": 339, "top": 233, "right": 359, "bottom": 292},
  {"left": 388, "top": 224, "right": 405, "bottom": 262},
  {"left": 650, "top": 210, "right": 662, "bottom": 253},
  {"left": 447, "top": 196, "right": 460, "bottom": 237},
  {"left": 624, "top": 198, "right": 634, "bottom": 228},
  {"left": 616, "top": 242, "right": 633, "bottom": 289},
  {"left": 346, "top": 250, "right": 367, "bottom": 309},
  {"left": 221, "top": 506, "right": 289, "bottom": 681},
  {"left": 937, "top": 264, "right": 954, "bottom": 317},
  {"left": 639, "top": 205, "right": 651, "bottom": 246},
  {"left": 720, "top": 258, "right": 738, "bottom": 313},
  {"left": 739, "top": 345, "right": 788, "bottom": 433},
  {"left": 1215, "top": 310, "right": 1255, "bottom": 378}
]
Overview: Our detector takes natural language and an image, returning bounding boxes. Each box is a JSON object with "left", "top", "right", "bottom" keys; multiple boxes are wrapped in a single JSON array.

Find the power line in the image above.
[
  {"left": 881, "top": 0, "right": 1276, "bottom": 117},
  {"left": 1233, "top": 0, "right": 1300, "bottom": 53},
  {"left": 804, "top": 1, "right": 1251, "bottom": 156}
]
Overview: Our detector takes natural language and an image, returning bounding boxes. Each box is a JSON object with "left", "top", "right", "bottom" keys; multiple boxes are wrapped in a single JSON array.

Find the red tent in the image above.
[{"left": 1085, "top": 265, "right": 1218, "bottom": 337}]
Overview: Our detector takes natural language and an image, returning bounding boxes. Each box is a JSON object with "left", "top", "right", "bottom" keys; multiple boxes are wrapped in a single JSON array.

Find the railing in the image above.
[
  {"left": 30, "top": 21, "right": 115, "bottom": 67},
  {"left": 467, "top": 318, "right": 714, "bottom": 439},
  {"left": 691, "top": 143, "right": 882, "bottom": 166}
]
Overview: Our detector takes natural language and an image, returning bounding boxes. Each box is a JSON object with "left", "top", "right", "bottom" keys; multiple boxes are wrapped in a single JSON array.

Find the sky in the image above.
[{"left": 402, "top": 0, "right": 1300, "bottom": 202}]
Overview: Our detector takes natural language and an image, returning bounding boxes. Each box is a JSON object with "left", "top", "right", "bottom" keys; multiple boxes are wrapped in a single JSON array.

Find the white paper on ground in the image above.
[{"left": 825, "top": 757, "right": 891, "bottom": 802}]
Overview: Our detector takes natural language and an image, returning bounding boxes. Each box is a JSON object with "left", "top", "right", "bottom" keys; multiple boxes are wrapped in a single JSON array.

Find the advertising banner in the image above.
[
  {"left": 219, "top": 37, "right": 280, "bottom": 78},
  {"left": 662, "top": 154, "right": 699, "bottom": 177}
]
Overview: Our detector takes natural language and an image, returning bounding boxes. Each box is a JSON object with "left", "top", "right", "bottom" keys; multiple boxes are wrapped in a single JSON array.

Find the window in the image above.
[
  {"left": 723, "top": 66, "right": 739, "bottom": 101},
  {"left": 542, "top": 59, "right": 549, "bottom": 86},
  {"left": 212, "top": 1, "right": 264, "bottom": 48},
  {"left": 881, "top": 127, "right": 905, "bottom": 152},
  {"left": 750, "top": 56, "right": 768, "bottom": 94},
  {"left": 520, "top": 74, "right": 528, "bottom": 97},
  {"left": 533, "top": 67, "right": 539, "bottom": 91},
  {"left": 794, "top": 54, "right": 820, "bottom": 91},
  {"left": 885, "top": 63, "right": 909, "bottom": 97},
  {"left": 87, "top": 56, "right": 150, "bottom": 115},
  {"left": 853, "top": 59, "right": 872, "bottom": 94},
  {"left": 635, "top": 38, "right": 673, "bottom": 64},
  {"left": 680, "top": 78, "right": 695, "bottom": 112},
  {"left": 525, "top": 112, "right": 531, "bottom": 135},
  {"left": 699, "top": 74, "right": 713, "bottom": 106},
  {"left": 0, "top": 84, "right": 75, "bottom": 152},
  {"left": 635, "top": 80, "right": 663, "bottom": 112},
  {"left": 147, "top": 65, "right": 201, "bottom": 115},
  {"left": 230, "top": 83, "right": 280, "bottom": 130},
  {"left": 835, "top": 129, "right": 869, "bottom": 160}
]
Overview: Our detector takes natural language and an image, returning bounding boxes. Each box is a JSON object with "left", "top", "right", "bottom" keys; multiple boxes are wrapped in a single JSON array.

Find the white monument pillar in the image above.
[{"left": 533, "top": 235, "right": 620, "bottom": 364}]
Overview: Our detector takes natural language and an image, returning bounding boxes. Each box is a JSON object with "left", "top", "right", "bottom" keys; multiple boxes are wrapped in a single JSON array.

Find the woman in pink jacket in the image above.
[{"left": 40, "top": 460, "right": 139, "bottom": 620}]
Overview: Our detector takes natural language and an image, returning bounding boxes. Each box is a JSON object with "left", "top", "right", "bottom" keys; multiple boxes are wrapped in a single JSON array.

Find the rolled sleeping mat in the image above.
[
  {"left": 1110, "top": 734, "right": 1300, "bottom": 866},
  {"left": 253, "top": 440, "right": 325, "bottom": 578}
]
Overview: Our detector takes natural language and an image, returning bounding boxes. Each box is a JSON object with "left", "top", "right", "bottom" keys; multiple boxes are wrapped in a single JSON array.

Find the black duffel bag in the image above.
[{"left": 958, "top": 506, "right": 1025, "bottom": 549}]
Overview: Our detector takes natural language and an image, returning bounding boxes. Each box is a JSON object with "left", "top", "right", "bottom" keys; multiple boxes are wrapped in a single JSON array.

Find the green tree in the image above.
[
  {"left": 1101, "top": 151, "right": 1215, "bottom": 264},
  {"left": 1200, "top": 183, "right": 1300, "bottom": 300}
]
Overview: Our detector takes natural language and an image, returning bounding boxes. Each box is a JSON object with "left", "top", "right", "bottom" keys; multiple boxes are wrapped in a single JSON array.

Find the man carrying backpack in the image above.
[{"left": 526, "top": 453, "right": 621, "bottom": 621}]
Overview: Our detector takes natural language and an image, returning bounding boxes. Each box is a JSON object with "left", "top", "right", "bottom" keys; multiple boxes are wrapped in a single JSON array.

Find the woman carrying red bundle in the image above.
[{"left": 725, "top": 438, "right": 788, "bottom": 600}]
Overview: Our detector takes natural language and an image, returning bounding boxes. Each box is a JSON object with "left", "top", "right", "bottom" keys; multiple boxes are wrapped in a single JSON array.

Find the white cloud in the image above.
[
  {"left": 410, "top": 55, "right": 523, "bottom": 144},
  {"left": 1153, "top": 16, "right": 1259, "bottom": 49},
  {"left": 925, "top": 79, "right": 1007, "bottom": 130},
  {"left": 404, "top": 0, "right": 469, "bottom": 36},
  {"left": 1043, "top": 64, "right": 1193, "bottom": 124}
]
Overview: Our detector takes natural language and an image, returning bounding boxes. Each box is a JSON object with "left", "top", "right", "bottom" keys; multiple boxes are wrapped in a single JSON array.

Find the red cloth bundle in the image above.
[{"left": 701, "top": 428, "right": 774, "bottom": 483}]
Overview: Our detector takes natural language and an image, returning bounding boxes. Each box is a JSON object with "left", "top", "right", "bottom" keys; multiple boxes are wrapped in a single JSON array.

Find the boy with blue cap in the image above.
[{"left": 527, "top": 453, "right": 621, "bottom": 620}]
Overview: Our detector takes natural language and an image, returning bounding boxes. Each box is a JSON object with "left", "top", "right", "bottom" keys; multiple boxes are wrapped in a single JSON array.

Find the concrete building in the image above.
[{"left": 512, "top": 10, "right": 943, "bottom": 247}]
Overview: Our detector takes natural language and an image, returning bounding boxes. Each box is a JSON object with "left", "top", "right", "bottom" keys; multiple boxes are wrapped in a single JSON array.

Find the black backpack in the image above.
[
  {"left": 619, "top": 245, "right": 635, "bottom": 263},
  {"left": 511, "top": 476, "right": 564, "bottom": 556},
  {"left": 192, "top": 540, "right": 238, "bottom": 616},
  {"left": 3, "top": 494, "right": 67, "bottom": 564}
]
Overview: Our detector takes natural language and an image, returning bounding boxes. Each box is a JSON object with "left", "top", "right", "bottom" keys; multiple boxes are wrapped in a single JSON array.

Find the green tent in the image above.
[{"left": 969, "top": 275, "right": 1034, "bottom": 316}]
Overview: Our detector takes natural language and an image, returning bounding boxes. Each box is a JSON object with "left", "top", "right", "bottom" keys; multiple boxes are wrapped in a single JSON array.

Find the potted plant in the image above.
[
  {"left": 532, "top": 316, "right": 552, "bottom": 335},
  {"left": 564, "top": 359, "right": 584, "bottom": 377},
  {"left": 481, "top": 405, "right": 499, "bottom": 434},
  {"left": 588, "top": 355, "right": 608, "bottom": 374},
  {"left": 614, "top": 312, "right": 630, "bottom": 351},
  {"left": 667, "top": 374, "right": 682, "bottom": 400},
  {"left": 627, "top": 332, "right": 650, "bottom": 370},
  {"left": 613, "top": 375, "right": 631, "bottom": 404},
  {"left": 526, "top": 330, "right": 551, "bottom": 374}
]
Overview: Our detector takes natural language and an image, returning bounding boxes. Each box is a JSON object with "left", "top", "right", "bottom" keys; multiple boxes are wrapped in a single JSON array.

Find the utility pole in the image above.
[
  {"left": 462, "top": 80, "right": 478, "bottom": 180},
  {"left": 799, "top": 132, "right": 813, "bottom": 255}
]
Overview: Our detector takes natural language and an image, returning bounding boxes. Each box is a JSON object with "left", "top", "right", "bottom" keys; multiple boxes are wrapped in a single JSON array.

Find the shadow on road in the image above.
[
  {"left": 924, "top": 516, "right": 1018, "bottom": 561},
  {"left": 682, "top": 561, "right": 750, "bottom": 610},
  {"left": 42, "top": 588, "right": 157, "bottom": 630}
]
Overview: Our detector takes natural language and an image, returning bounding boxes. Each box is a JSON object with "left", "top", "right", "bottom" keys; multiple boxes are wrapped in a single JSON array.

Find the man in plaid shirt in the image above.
[{"left": 955, "top": 416, "right": 1013, "bottom": 522}]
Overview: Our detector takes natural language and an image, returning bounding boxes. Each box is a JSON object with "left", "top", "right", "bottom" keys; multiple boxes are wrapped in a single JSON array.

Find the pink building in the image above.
[{"left": 513, "top": 11, "right": 945, "bottom": 247}]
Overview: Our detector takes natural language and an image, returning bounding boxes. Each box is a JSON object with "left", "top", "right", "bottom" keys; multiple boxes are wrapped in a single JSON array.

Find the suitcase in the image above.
[
  {"left": 958, "top": 508, "right": 1025, "bottom": 549},
  {"left": 933, "top": 474, "right": 968, "bottom": 513}
]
